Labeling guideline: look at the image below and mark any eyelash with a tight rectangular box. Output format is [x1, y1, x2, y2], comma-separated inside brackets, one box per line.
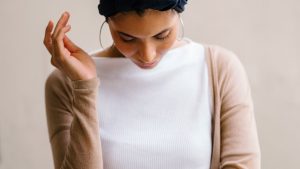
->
[121, 37, 135, 42]
[120, 33, 170, 43]
[156, 33, 170, 41]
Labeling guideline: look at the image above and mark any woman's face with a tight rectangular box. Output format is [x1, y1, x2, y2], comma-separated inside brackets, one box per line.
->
[108, 9, 180, 69]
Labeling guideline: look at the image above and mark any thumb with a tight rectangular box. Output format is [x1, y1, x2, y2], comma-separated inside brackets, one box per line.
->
[63, 35, 81, 53]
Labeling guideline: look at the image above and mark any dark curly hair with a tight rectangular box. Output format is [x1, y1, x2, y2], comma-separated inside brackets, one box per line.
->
[98, 0, 188, 18]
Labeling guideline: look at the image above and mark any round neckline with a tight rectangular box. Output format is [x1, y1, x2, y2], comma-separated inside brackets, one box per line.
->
[90, 37, 193, 60]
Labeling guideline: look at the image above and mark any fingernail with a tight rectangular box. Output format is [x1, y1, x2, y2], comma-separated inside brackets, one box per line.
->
[62, 12, 68, 17]
[64, 11, 69, 16]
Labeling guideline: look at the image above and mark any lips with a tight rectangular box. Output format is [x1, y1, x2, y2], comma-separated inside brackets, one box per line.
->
[136, 60, 159, 69]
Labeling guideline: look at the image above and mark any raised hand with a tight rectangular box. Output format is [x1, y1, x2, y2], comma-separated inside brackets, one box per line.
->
[43, 11, 97, 81]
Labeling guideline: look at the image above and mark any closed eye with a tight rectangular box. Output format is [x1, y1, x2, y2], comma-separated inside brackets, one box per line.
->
[154, 30, 171, 40]
[119, 33, 135, 42]
[118, 28, 172, 42]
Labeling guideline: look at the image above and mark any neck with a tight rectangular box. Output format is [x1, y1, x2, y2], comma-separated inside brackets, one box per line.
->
[110, 45, 126, 58]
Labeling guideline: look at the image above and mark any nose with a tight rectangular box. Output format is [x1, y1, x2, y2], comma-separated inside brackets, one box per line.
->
[138, 42, 156, 63]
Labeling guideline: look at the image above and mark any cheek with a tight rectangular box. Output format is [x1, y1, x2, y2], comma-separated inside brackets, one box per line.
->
[110, 31, 137, 58]
[115, 43, 137, 58]
[157, 31, 178, 55]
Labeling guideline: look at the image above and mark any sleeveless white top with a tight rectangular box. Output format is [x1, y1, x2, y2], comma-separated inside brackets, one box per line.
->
[91, 39, 212, 169]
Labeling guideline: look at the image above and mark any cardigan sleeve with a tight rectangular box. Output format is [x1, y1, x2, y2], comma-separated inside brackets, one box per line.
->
[44, 69, 103, 169]
[213, 46, 261, 169]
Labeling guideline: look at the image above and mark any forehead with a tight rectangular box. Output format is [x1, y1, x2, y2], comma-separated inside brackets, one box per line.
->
[109, 9, 177, 37]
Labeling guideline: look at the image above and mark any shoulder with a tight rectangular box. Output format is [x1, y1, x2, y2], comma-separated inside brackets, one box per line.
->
[183, 39, 246, 76]
[89, 48, 107, 58]
[204, 45, 243, 70]
[203, 44, 251, 97]
[187, 39, 241, 68]
[203, 44, 248, 79]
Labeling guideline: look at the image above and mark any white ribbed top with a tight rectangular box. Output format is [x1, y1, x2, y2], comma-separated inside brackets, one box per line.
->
[92, 39, 212, 169]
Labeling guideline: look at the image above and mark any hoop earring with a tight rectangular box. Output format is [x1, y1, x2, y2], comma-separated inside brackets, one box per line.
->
[99, 20, 107, 49]
[177, 15, 185, 41]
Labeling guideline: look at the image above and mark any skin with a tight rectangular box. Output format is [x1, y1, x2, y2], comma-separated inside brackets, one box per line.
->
[43, 10, 186, 81]
[44, 12, 97, 81]
[105, 9, 186, 69]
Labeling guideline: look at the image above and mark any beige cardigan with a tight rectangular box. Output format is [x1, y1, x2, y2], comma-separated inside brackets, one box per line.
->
[45, 45, 261, 169]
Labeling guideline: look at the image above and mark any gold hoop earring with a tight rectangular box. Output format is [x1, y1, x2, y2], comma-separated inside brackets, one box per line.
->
[177, 15, 185, 41]
[99, 20, 107, 49]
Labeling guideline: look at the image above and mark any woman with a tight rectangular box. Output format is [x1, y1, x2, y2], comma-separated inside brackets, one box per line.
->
[44, 0, 261, 169]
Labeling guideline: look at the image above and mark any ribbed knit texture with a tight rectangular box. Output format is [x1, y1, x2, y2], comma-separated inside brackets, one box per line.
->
[92, 40, 212, 169]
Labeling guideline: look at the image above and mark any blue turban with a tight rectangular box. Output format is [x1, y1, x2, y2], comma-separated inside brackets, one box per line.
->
[98, 0, 188, 18]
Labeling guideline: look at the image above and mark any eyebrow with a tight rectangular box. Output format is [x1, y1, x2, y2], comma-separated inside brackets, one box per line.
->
[117, 28, 171, 38]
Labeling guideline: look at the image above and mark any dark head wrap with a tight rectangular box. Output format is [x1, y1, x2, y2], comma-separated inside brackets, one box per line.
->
[98, 0, 188, 18]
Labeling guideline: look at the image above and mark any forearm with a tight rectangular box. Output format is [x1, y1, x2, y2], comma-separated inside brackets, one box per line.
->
[59, 77, 103, 169]
[45, 71, 103, 169]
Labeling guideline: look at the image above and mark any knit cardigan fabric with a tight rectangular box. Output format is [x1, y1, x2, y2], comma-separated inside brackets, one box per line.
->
[44, 45, 261, 169]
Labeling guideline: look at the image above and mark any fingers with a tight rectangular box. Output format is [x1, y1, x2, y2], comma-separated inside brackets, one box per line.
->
[43, 20, 54, 54]
[51, 11, 70, 48]
[52, 24, 72, 60]
[55, 24, 71, 48]
[63, 35, 80, 53]
[50, 24, 71, 68]
[50, 11, 71, 61]
[44, 11, 79, 69]
[43, 11, 69, 55]
[52, 12, 70, 38]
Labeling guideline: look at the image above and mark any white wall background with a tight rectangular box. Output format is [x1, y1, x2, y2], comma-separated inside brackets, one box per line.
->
[0, 0, 299, 169]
